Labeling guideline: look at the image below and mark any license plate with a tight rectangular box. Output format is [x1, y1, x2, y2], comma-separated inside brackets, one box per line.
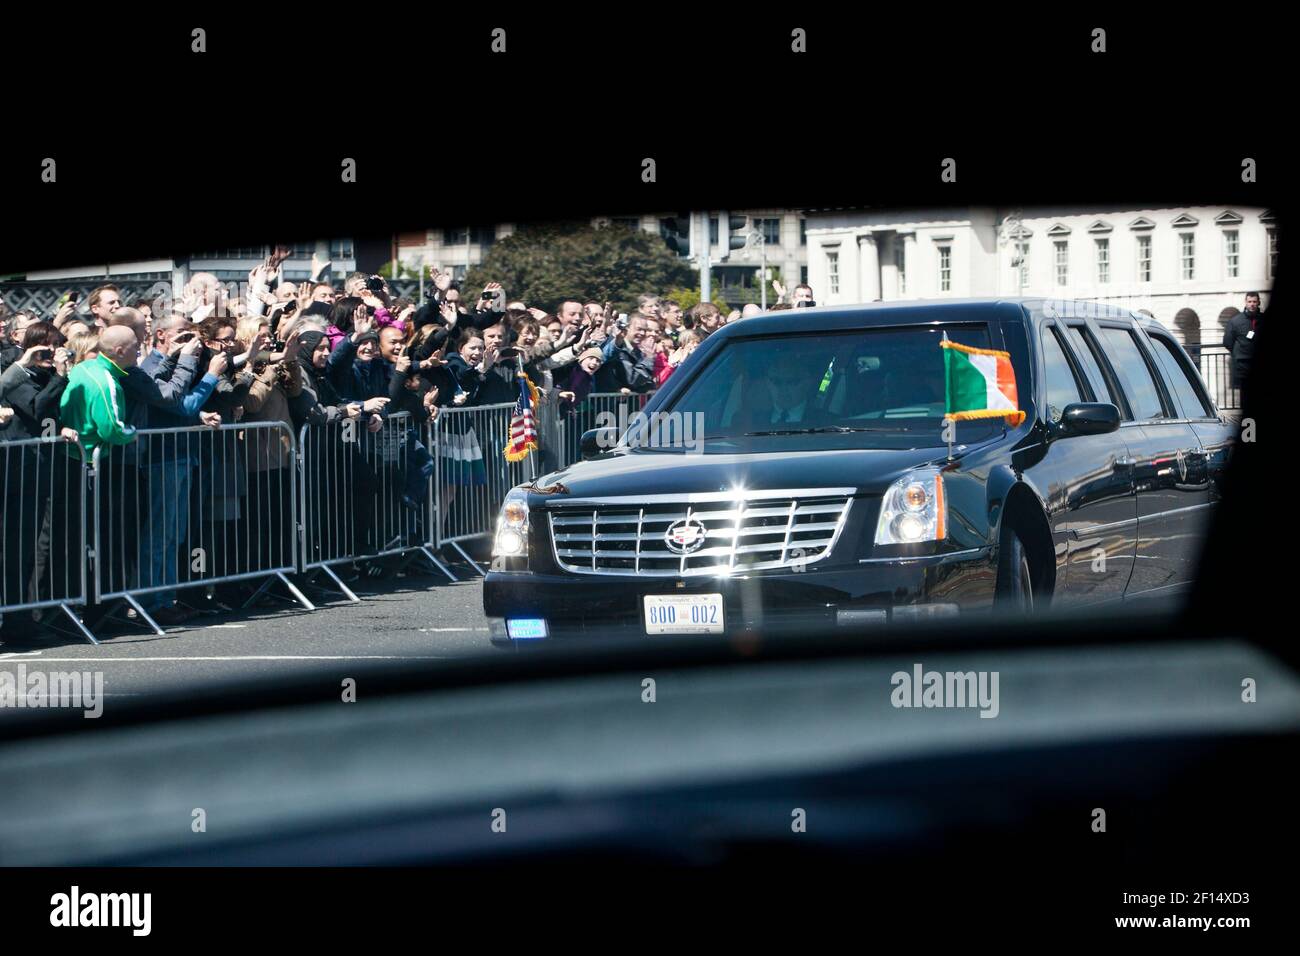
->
[644, 593, 724, 635]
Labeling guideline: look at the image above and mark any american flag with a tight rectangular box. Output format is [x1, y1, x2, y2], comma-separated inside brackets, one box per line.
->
[504, 362, 539, 462]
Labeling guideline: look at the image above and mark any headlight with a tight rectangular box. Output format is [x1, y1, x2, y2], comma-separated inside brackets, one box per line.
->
[493, 487, 530, 557]
[875, 470, 946, 545]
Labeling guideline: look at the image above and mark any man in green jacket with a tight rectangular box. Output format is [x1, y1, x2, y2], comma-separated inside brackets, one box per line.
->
[57, 326, 141, 621]
[58, 326, 139, 460]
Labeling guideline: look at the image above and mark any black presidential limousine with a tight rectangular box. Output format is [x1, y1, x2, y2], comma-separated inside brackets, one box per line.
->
[482, 299, 1235, 642]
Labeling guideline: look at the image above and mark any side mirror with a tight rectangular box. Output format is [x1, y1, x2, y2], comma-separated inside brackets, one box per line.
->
[580, 427, 619, 460]
[1056, 402, 1120, 438]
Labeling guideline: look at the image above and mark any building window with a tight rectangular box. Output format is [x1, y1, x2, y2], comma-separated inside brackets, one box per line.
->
[1267, 229, 1278, 279]
[709, 217, 718, 246]
[1053, 241, 1069, 286]
[1223, 230, 1239, 278]
[937, 245, 951, 292]
[444, 227, 494, 246]
[1180, 233, 1195, 280]
[826, 250, 840, 295]
[1016, 242, 1030, 290]
[896, 244, 906, 296]
[800, 219, 807, 246]
[800, 265, 808, 285]
[329, 239, 355, 261]
[757, 218, 781, 246]
[1136, 235, 1152, 283]
[1095, 238, 1109, 284]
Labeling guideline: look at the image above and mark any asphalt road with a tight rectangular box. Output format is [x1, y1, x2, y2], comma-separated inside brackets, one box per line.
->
[0, 558, 495, 704]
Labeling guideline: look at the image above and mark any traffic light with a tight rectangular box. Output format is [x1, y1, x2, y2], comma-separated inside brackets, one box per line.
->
[728, 215, 749, 251]
[661, 214, 691, 257]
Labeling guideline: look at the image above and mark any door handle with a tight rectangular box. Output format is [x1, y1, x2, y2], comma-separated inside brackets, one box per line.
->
[1113, 456, 1136, 470]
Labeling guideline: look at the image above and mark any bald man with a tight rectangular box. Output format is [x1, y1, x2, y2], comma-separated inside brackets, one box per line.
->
[59, 325, 139, 458]
[57, 325, 148, 620]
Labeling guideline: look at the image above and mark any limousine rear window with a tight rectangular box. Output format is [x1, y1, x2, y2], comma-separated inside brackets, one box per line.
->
[1148, 334, 1215, 419]
[1098, 327, 1167, 421]
[1064, 325, 1117, 407]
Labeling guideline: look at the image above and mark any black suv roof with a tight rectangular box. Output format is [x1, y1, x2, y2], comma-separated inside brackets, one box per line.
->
[717, 298, 1143, 338]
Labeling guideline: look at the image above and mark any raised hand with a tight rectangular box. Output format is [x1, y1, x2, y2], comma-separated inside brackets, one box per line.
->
[352, 305, 374, 337]
[208, 351, 229, 376]
[419, 345, 446, 370]
[362, 396, 390, 413]
[439, 301, 458, 327]
[199, 411, 222, 428]
[52, 299, 78, 328]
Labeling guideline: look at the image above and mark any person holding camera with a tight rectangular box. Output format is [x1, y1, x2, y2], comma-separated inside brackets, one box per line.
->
[595, 312, 657, 394]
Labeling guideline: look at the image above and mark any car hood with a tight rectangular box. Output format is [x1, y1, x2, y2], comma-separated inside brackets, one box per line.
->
[531, 446, 961, 501]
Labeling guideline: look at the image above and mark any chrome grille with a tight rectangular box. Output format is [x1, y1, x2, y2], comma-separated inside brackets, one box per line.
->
[548, 489, 854, 576]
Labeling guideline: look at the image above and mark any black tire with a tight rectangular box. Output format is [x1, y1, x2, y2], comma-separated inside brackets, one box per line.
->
[995, 525, 1034, 612]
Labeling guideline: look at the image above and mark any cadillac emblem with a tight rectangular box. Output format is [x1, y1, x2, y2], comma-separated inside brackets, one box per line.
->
[664, 517, 709, 555]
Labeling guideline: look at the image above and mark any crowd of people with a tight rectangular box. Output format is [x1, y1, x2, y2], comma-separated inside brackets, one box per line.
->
[0, 246, 815, 638]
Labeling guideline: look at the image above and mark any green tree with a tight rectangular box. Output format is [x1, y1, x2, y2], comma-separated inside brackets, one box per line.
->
[464, 222, 693, 313]
[663, 285, 730, 313]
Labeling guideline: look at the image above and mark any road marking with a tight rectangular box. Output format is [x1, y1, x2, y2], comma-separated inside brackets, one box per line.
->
[2, 655, 455, 663]
[420, 627, 490, 632]
[0, 651, 44, 659]
[204, 624, 248, 629]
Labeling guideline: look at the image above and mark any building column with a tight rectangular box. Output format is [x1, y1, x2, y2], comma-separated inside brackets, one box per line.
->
[899, 232, 917, 298]
[881, 233, 900, 300]
[857, 232, 880, 302]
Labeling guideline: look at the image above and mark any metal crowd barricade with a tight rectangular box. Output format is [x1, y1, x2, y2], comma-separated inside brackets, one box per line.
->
[0, 435, 95, 643]
[297, 411, 455, 601]
[1184, 345, 1240, 413]
[554, 390, 657, 469]
[430, 402, 535, 574]
[91, 422, 310, 636]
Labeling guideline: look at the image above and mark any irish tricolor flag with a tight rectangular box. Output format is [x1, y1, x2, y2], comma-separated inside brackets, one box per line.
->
[941, 337, 1026, 425]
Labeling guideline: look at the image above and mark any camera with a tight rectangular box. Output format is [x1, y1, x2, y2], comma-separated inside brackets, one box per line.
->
[365, 275, 386, 293]
[795, 300, 816, 308]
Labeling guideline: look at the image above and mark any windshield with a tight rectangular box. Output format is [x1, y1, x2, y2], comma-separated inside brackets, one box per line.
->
[649, 323, 1004, 451]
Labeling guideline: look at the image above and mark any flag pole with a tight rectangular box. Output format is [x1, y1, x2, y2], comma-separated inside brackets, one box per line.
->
[942, 331, 954, 461]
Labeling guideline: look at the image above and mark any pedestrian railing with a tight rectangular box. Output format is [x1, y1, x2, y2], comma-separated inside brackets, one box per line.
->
[90, 423, 310, 635]
[1183, 345, 1240, 413]
[430, 402, 536, 573]
[2, 393, 584, 643]
[298, 412, 455, 599]
[0, 435, 94, 642]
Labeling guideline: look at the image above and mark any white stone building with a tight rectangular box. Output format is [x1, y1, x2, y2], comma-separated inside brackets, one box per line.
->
[803, 206, 1277, 345]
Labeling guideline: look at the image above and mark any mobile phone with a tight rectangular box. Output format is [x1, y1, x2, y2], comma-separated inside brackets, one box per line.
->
[617, 314, 629, 329]
[68, 291, 82, 305]
[281, 299, 298, 315]
[795, 300, 816, 308]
